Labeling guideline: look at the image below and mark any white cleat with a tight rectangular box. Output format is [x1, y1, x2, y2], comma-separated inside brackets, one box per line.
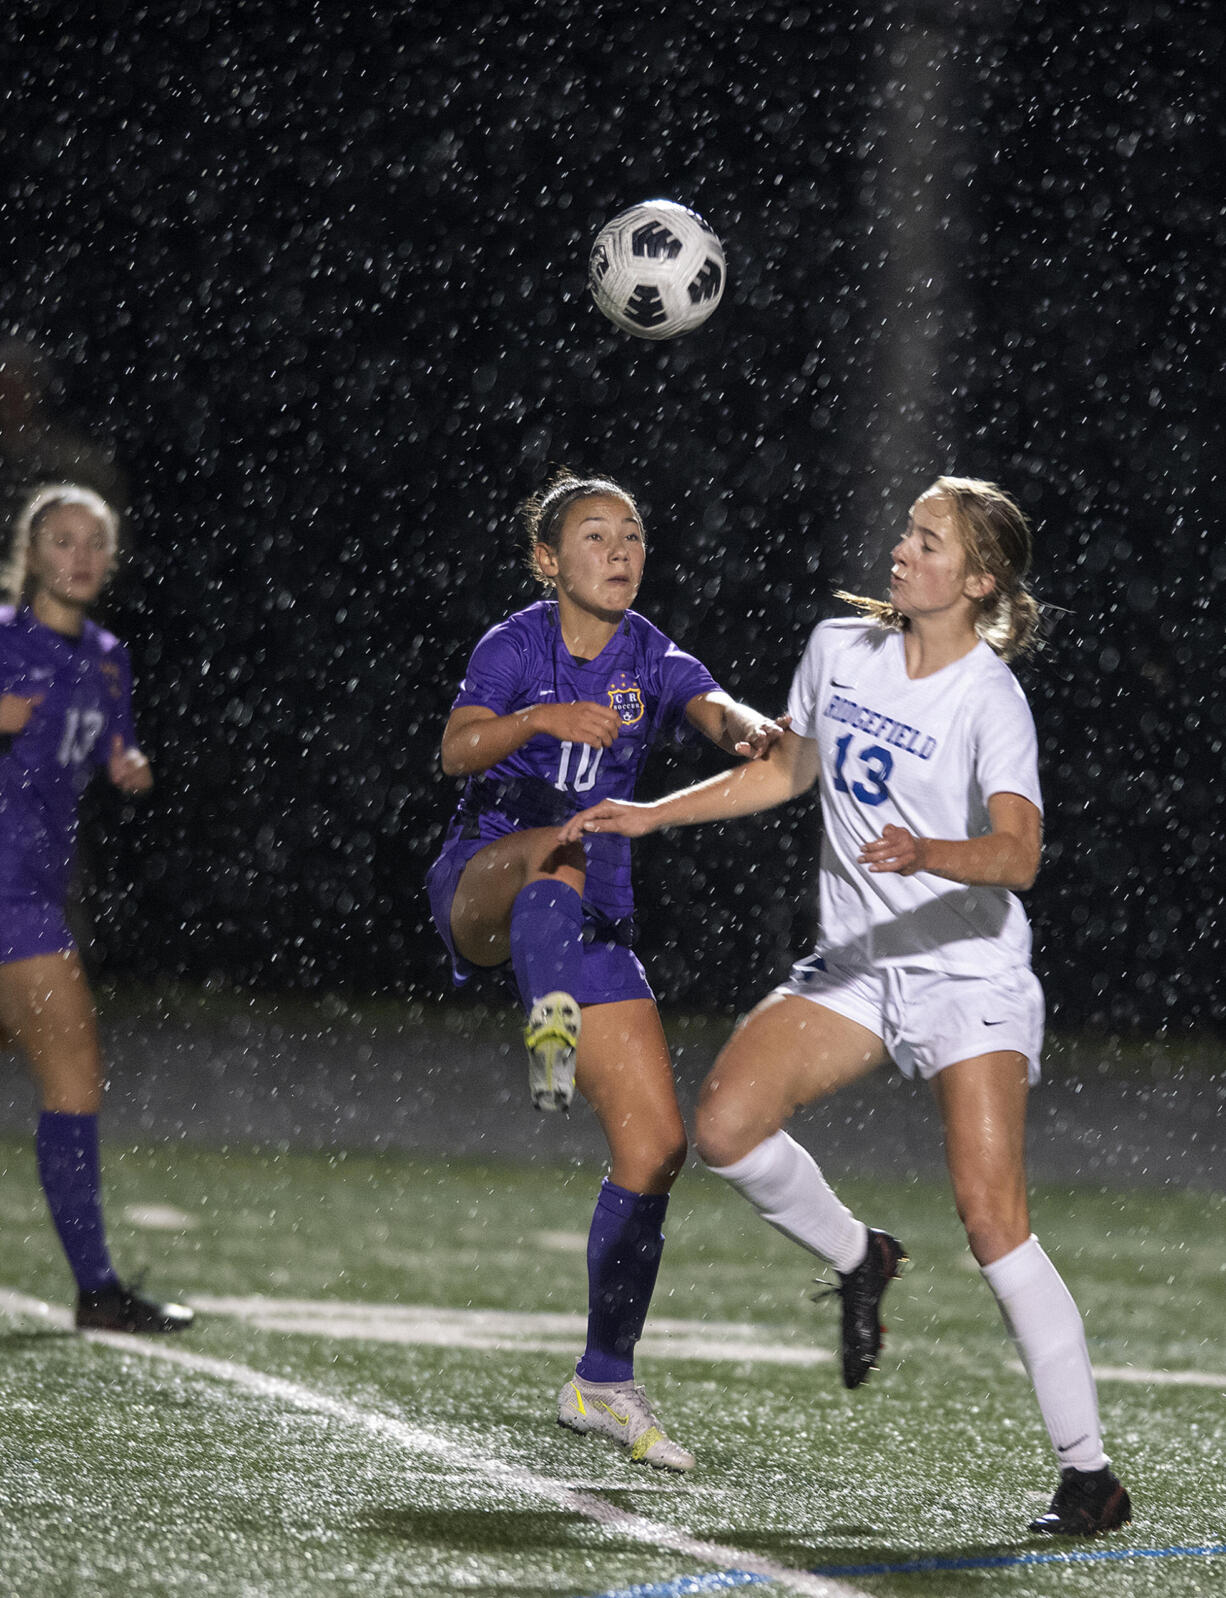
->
[524, 992, 581, 1112]
[557, 1373, 696, 1472]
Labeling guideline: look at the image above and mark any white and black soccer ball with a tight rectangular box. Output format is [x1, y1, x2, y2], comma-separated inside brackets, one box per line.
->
[588, 200, 726, 340]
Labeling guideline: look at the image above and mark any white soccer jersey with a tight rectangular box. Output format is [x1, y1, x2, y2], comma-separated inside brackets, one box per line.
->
[787, 617, 1043, 976]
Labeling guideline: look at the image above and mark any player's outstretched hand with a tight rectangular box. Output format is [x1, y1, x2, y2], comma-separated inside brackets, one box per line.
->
[108, 734, 154, 793]
[532, 701, 622, 749]
[558, 799, 660, 844]
[734, 712, 792, 760]
[859, 824, 926, 876]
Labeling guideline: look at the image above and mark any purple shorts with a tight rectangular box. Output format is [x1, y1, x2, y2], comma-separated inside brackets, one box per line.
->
[0, 897, 75, 965]
[426, 836, 654, 1008]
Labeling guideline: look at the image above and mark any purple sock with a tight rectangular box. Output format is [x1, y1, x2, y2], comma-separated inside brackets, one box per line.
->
[509, 879, 584, 1013]
[576, 1180, 669, 1385]
[35, 1111, 117, 1293]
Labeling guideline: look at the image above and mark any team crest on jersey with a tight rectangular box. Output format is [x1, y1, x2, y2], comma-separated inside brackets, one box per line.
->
[607, 671, 645, 726]
[100, 661, 123, 700]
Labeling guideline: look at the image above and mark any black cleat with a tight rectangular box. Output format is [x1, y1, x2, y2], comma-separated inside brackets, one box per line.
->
[1029, 1466, 1132, 1536]
[819, 1228, 908, 1389]
[76, 1280, 194, 1335]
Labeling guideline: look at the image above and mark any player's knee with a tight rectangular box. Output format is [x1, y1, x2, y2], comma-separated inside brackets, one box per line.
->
[615, 1128, 687, 1194]
[537, 832, 585, 872]
[694, 1086, 754, 1170]
[653, 1131, 689, 1191]
[957, 1186, 1029, 1265]
[527, 835, 586, 889]
[30, 1043, 104, 1116]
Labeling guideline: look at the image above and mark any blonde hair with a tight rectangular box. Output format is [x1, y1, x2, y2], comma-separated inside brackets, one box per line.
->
[836, 475, 1040, 660]
[518, 468, 643, 589]
[4, 483, 120, 606]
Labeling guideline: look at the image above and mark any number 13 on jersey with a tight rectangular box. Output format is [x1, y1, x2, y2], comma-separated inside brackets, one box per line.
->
[56, 707, 106, 767]
[833, 734, 893, 805]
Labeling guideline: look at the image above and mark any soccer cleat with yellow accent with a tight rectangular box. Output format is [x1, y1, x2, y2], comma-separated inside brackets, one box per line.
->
[557, 1373, 695, 1472]
[524, 992, 581, 1112]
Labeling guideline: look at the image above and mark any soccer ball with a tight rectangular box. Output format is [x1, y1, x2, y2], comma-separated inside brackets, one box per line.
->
[588, 200, 726, 340]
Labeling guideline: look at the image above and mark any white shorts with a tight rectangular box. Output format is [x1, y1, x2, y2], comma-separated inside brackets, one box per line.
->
[777, 948, 1045, 1084]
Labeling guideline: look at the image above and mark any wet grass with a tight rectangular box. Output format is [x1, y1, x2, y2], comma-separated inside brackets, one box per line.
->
[1, 1138, 1224, 1597]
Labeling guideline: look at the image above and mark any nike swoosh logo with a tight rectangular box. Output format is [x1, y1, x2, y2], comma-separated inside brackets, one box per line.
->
[831, 680, 854, 689]
[1057, 1434, 1090, 1454]
[982, 1019, 1006, 1026]
[597, 1401, 630, 1425]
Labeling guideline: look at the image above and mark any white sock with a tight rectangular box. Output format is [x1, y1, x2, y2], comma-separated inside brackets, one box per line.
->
[706, 1130, 868, 1273]
[981, 1234, 1107, 1472]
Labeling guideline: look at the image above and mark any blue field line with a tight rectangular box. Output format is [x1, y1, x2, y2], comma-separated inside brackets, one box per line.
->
[580, 1572, 769, 1598]
[581, 1542, 1226, 1598]
[810, 1541, 1226, 1577]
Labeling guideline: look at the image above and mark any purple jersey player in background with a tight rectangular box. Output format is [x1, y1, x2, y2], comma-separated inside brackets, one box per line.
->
[427, 469, 785, 1471]
[0, 483, 192, 1334]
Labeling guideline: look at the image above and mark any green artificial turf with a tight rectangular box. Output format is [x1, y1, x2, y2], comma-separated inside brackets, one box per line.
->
[2, 1137, 1224, 1598]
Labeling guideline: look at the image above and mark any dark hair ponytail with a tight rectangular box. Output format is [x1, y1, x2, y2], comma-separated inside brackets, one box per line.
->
[518, 468, 642, 588]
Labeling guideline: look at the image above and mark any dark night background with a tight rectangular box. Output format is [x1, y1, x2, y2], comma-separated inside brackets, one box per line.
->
[3, 0, 1222, 1033]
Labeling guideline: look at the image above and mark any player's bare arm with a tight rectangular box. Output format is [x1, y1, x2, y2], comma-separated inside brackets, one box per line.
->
[684, 691, 791, 760]
[857, 791, 1041, 890]
[441, 700, 621, 777]
[0, 692, 44, 733]
[558, 727, 819, 843]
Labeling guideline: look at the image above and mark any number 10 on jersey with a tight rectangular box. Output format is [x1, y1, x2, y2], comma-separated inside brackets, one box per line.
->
[554, 741, 604, 794]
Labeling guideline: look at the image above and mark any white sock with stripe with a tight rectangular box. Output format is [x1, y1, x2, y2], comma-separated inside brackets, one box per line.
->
[980, 1234, 1107, 1472]
[705, 1130, 868, 1273]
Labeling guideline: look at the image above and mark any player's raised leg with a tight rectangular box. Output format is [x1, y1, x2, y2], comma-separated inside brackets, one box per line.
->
[697, 992, 907, 1388]
[0, 951, 192, 1334]
[450, 827, 587, 1110]
[933, 1052, 1130, 1535]
[557, 997, 694, 1471]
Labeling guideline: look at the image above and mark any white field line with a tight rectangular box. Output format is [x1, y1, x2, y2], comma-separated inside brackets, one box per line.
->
[122, 1203, 198, 1231]
[188, 1299, 1226, 1390]
[0, 1287, 867, 1598]
[1016, 1360, 1226, 1391]
[534, 1229, 589, 1252]
[188, 1295, 834, 1367]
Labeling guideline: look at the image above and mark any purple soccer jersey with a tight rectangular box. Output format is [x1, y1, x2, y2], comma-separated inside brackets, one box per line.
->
[439, 600, 720, 928]
[0, 604, 137, 905]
